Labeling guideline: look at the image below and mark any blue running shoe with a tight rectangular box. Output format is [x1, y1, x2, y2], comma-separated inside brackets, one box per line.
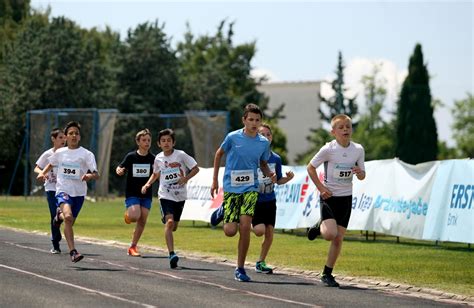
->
[210, 205, 224, 227]
[234, 267, 251, 282]
[169, 253, 179, 269]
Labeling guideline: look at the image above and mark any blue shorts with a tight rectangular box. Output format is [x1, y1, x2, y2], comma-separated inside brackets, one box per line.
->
[125, 197, 152, 210]
[56, 192, 85, 218]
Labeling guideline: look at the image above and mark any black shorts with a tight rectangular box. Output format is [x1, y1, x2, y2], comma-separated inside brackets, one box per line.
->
[160, 199, 185, 222]
[252, 199, 277, 227]
[320, 195, 352, 228]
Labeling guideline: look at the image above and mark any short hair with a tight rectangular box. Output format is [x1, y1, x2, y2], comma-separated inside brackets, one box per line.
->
[135, 128, 151, 141]
[260, 123, 272, 134]
[64, 121, 81, 135]
[50, 127, 63, 138]
[331, 114, 352, 128]
[243, 103, 263, 119]
[158, 128, 175, 142]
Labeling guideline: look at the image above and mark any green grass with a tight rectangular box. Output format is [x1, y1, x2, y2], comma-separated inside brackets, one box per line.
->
[1, 197, 472, 296]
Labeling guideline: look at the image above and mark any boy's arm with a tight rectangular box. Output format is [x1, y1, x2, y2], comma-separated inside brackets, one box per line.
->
[178, 165, 199, 185]
[260, 160, 276, 183]
[82, 171, 100, 182]
[141, 172, 159, 194]
[36, 163, 53, 182]
[307, 163, 332, 199]
[34, 165, 43, 175]
[352, 166, 366, 180]
[116, 165, 126, 176]
[276, 170, 294, 185]
[211, 147, 224, 198]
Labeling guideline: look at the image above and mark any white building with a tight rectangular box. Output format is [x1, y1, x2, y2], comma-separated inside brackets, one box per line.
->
[258, 81, 322, 164]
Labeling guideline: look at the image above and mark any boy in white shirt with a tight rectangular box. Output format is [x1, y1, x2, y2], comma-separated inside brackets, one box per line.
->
[34, 127, 66, 254]
[307, 114, 365, 287]
[37, 121, 99, 263]
[142, 128, 199, 269]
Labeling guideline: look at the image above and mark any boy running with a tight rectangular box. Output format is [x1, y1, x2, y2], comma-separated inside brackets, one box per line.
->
[116, 129, 155, 257]
[306, 114, 365, 287]
[210, 103, 275, 282]
[34, 127, 66, 254]
[37, 121, 100, 263]
[253, 123, 294, 274]
[141, 128, 199, 269]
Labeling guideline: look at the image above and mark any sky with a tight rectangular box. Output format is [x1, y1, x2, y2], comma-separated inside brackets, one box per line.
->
[30, 0, 473, 146]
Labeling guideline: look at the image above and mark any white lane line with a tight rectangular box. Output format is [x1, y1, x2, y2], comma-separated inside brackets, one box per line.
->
[0, 264, 156, 308]
[5, 240, 319, 307]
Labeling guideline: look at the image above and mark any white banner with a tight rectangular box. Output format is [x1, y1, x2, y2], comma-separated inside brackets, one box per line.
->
[181, 159, 474, 243]
[422, 159, 474, 243]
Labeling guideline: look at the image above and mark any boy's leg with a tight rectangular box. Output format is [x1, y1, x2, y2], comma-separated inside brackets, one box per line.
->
[61, 203, 75, 252]
[320, 219, 338, 241]
[222, 193, 240, 237]
[131, 207, 149, 246]
[46, 191, 61, 251]
[237, 214, 252, 268]
[259, 225, 274, 262]
[325, 226, 346, 267]
[125, 198, 141, 223]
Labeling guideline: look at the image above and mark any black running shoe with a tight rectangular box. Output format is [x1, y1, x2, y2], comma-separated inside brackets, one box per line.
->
[70, 250, 84, 263]
[169, 253, 179, 269]
[53, 207, 63, 228]
[307, 220, 321, 241]
[321, 274, 340, 287]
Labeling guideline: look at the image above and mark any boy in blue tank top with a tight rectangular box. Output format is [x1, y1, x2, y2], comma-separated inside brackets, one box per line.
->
[211, 103, 276, 282]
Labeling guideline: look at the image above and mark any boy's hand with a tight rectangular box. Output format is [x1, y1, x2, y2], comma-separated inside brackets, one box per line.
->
[319, 187, 333, 200]
[116, 166, 126, 176]
[36, 173, 47, 182]
[352, 166, 363, 175]
[141, 183, 150, 194]
[285, 171, 294, 180]
[82, 174, 92, 181]
[177, 174, 187, 185]
[210, 180, 219, 198]
[270, 172, 277, 183]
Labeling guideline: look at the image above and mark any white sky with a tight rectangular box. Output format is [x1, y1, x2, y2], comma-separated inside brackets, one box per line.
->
[31, 0, 474, 146]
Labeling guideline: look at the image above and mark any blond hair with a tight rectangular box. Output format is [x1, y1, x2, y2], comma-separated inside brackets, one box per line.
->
[331, 114, 352, 128]
[135, 128, 152, 141]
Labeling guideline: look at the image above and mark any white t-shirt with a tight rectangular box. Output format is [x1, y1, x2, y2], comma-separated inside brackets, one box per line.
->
[309, 140, 365, 196]
[153, 149, 197, 202]
[48, 146, 98, 197]
[36, 148, 59, 192]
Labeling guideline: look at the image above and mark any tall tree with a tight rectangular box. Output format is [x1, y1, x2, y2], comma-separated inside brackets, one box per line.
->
[395, 43, 438, 164]
[117, 21, 181, 114]
[0, 0, 30, 61]
[177, 20, 267, 130]
[319, 51, 358, 123]
[352, 62, 395, 160]
[296, 51, 358, 164]
[452, 93, 474, 158]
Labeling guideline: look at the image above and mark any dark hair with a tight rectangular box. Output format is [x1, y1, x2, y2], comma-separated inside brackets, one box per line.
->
[50, 127, 63, 138]
[158, 128, 175, 142]
[64, 121, 81, 135]
[243, 103, 263, 119]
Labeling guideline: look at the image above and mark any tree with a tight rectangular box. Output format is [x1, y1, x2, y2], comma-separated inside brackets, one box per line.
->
[395, 43, 438, 164]
[117, 21, 182, 114]
[319, 51, 358, 123]
[452, 93, 474, 158]
[0, 0, 30, 61]
[296, 51, 358, 164]
[352, 63, 395, 160]
[177, 20, 267, 130]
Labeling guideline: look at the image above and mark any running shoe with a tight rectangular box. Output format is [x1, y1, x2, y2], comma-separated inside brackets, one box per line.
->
[321, 273, 340, 287]
[124, 211, 131, 224]
[50, 248, 61, 254]
[255, 260, 273, 274]
[210, 205, 224, 227]
[127, 245, 141, 257]
[70, 250, 84, 263]
[53, 208, 63, 227]
[169, 253, 179, 269]
[307, 220, 321, 241]
[234, 267, 251, 282]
